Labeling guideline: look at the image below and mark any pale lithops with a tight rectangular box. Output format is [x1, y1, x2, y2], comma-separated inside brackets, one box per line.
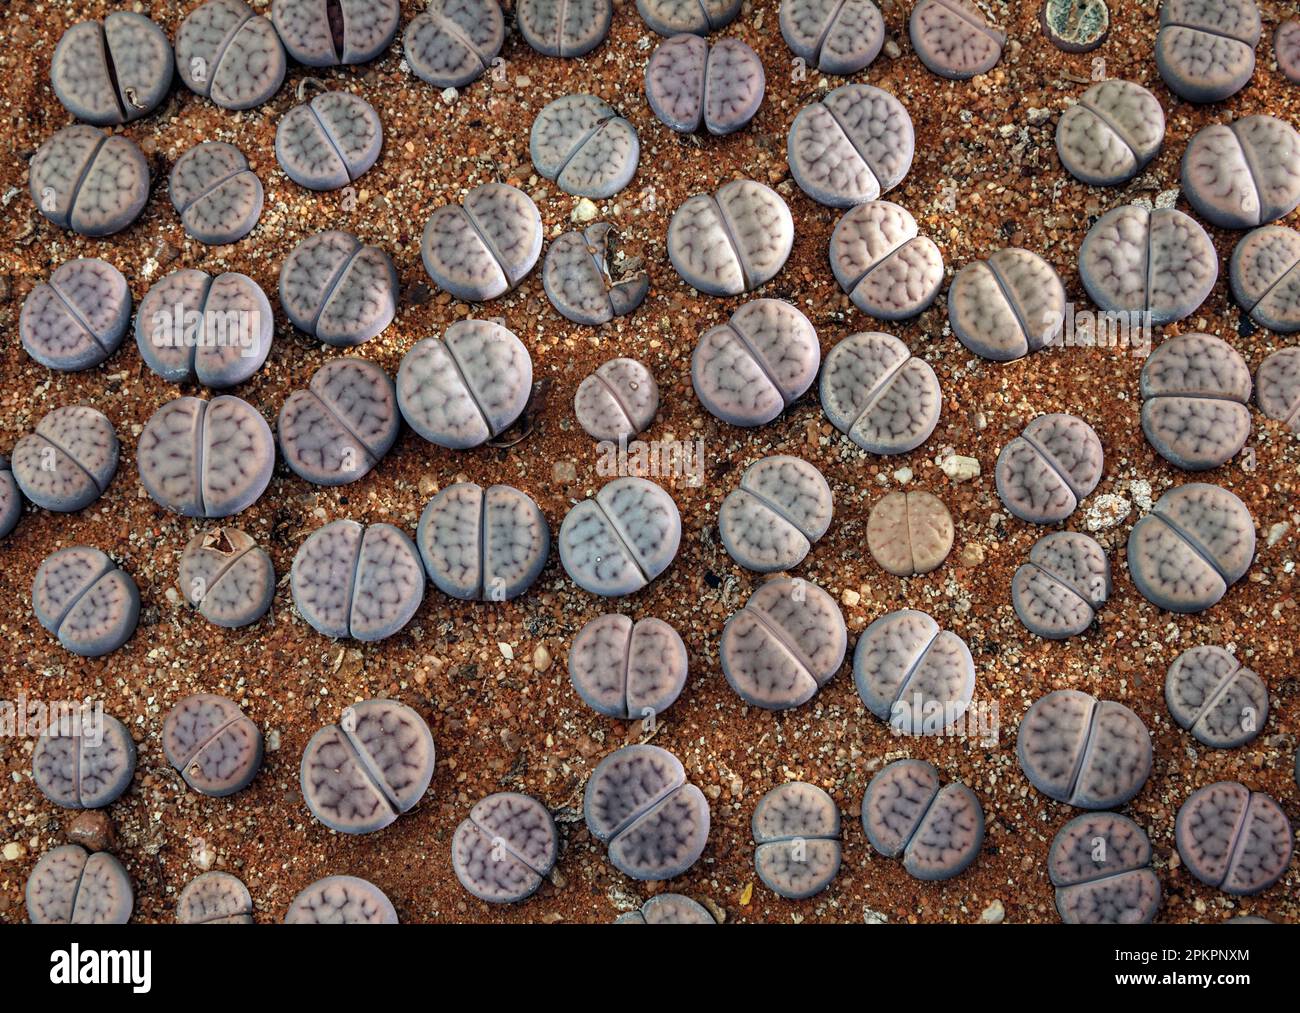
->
[1155, 0, 1260, 103]
[162, 694, 262, 797]
[568, 614, 688, 720]
[51, 13, 174, 125]
[177, 872, 254, 924]
[279, 230, 398, 347]
[284, 876, 398, 922]
[861, 759, 984, 880]
[20, 259, 130, 371]
[29, 125, 149, 236]
[1278, 20, 1300, 82]
[32, 547, 139, 657]
[909, 0, 1005, 80]
[829, 201, 944, 320]
[1055, 79, 1165, 187]
[1181, 116, 1300, 230]
[637, 0, 740, 36]
[169, 142, 263, 245]
[752, 782, 842, 900]
[574, 358, 659, 442]
[668, 180, 793, 295]
[615, 893, 715, 923]
[272, 0, 400, 66]
[948, 248, 1066, 360]
[0, 460, 22, 539]
[1165, 645, 1268, 749]
[853, 609, 975, 735]
[1049, 813, 1161, 924]
[452, 793, 558, 903]
[544, 224, 649, 325]
[421, 183, 542, 301]
[644, 34, 764, 135]
[12, 406, 118, 513]
[32, 711, 136, 809]
[1230, 226, 1300, 332]
[26, 846, 132, 924]
[530, 94, 639, 199]
[780, 0, 884, 75]
[1255, 347, 1300, 428]
[1012, 531, 1110, 640]
[178, 527, 275, 628]
[995, 414, 1103, 524]
[1176, 782, 1292, 895]
[819, 331, 942, 454]
[718, 456, 832, 572]
[176, 0, 287, 110]
[404, 0, 506, 87]
[867, 491, 953, 576]
[517, 0, 611, 57]
[558, 478, 681, 596]
[1139, 333, 1251, 470]
[276, 90, 383, 191]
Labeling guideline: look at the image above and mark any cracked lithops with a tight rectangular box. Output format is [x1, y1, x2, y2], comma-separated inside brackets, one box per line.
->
[421, 182, 542, 301]
[272, 0, 400, 66]
[1230, 226, 1300, 332]
[574, 358, 659, 442]
[26, 845, 132, 924]
[1255, 347, 1300, 428]
[29, 125, 149, 236]
[452, 793, 558, 903]
[558, 477, 682, 596]
[995, 414, 1103, 525]
[1049, 813, 1161, 924]
[867, 491, 953, 576]
[291, 521, 425, 641]
[279, 231, 397, 347]
[721, 577, 847, 710]
[137, 395, 274, 517]
[163, 694, 263, 797]
[1055, 79, 1165, 187]
[692, 299, 819, 426]
[637, 0, 740, 36]
[276, 90, 383, 191]
[780, 0, 883, 75]
[645, 34, 764, 135]
[20, 259, 130, 371]
[861, 759, 984, 880]
[819, 331, 942, 454]
[718, 456, 832, 572]
[545, 225, 650, 325]
[829, 201, 944, 320]
[517, 0, 612, 57]
[752, 782, 842, 900]
[1182, 116, 1300, 230]
[853, 609, 975, 735]
[1165, 646, 1268, 749]
[300, 699, 435, 834]
[1017, 690, 1152, 809]
[1041, 0, 1109, 52]
[397, 320, 532, 448]
[668, 180, 793, 295]
[12, 405, 118, 512]
[179, 527, 275, 628]
[615, 893, 715, 923]
[169, 142, 263, 245]
[404, 0, 505, 87]
[583, 744, 710, 880]
[948, 248, 1066, 360]
[32, 711, 136, 809]
[1012, 531, 1111, 640]
[51, 13, 173, 125]
[284, 876, 398, 922]
[0, 459, 22, 539]
[1155, 0, 1260, 103]
[1128, 483, 1255, 613]
[909, 0, 1005, 80]
[32, 547, 139, 657]
[530, 95, 639, 199]
[1139, 333, 1251, 470]
[1175, 782, 1292, 895]
[417, 483, 549, 601]
[176, 0, 286, 110]
[568, 614, 688, 719]
[177, 871, 254, 924]
[1278, 20, 1300, 82]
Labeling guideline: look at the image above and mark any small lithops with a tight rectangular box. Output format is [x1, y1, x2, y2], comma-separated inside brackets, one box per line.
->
[0, 460, 23, 539]
[615, 894, 716, 923]
[162, 694, 263, 797]
[279, 231, 398, 347]
[530, 95, 639, 199]
[29, 125, 149, 236]
[1041, 0, 1109, 52]
[1139, 333, 1251, 470]
[169, 142, 263, 245]
[12, 406, 118, 512]
[637, 0, 740, 36]
[668, 180, 793, 295]
[51, 13, 173, 125]
[1176, 782, 1292, 895]
[32, 711, 136, 809]
[1155, 0, 1261, 103]
[1055, 80, 1165, 187]
[1182, 116, 1300, 230]
[177, 871, 254, 924]
[1230, 226, 1300, 332]
[558, 477, 682, 596]
[568, 614, 688, 719]
[995, 414, 1103, 525]
[404, 0, 505, 87]
[544, 224, 649, 325]
[276, 90, 383, 191]
[948, 248, 1066, 360]
[452, 793, 558, 903]
[1165, 645, 1268, 749]
[271, 0, 400, 66]
[1012, 531, 1110, 640]
[867, 491, 953, 576]
[278, 358, 399, 486]
[300, 699, 435, 834]
[853, 609, 975, 734]
[32, 547, 139, 657]
[26, 845, 132, 924]
[752, 782, 842, 900]
[718, 456, 833, 572]
[645, 34, 764, 135]
[517, 0, 612, 57]
[829, 201, 944, 320]
[176, 0, 286, 110]
[861, 759, 984, 880]
[421, 183, 542, 301]
[574, 358, 659, 442]
[284, 876, 398, 922]
[780, 0, 884, 75]
[909, 0, 1005, 80]
[1049, 813, 1161, 924]
[1278, 20, 1300, 82]
[178, 527, 276, 628]
[1255, 347, 1300, 429]
[20, 259, 130, 371]
[819, 331, 942, 454]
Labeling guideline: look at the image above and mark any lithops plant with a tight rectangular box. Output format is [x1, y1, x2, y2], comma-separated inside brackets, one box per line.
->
[668, 180, 793, 295]
[1155, 0, 1261, 103]
[1278, 20, 1300, 82]
[645, 34, 764, 135]
[279, 231, 397, 347]
[12, 406, 118, 512]
[558, 477, 682, 596]
[300, 699, 435, 834]
[1049, 813, 1162, 924]
[861, 759, 984, 880]
[718, 456, 833, 572]
[1255, 347, 1300, 429]
[1041, 0, 1109, 52]
[615, 894, 715, 923]
[780, 0, 884, 75]
[995, 414, 1104, 525]
[1139, 333, 1251, 470]
[909, 0, 1005, 80]
[162, 694, 263, 797]
[404, 0, 505, 87]
[752, 782, 842, 900]
[545, 225, 649, 326]
[169, 142, 263, 245]
[284, 876, 398, 922]
[829, 201, 944, 320]
[177, 871, 254, 924]
[819, 332, 942, 454]
[20, 259, 131, 371]
[530, 95, 639, 199]
[29, 125, 149, 236]
[637, 0, 740, 36]
[1165, 645, 1268, 749]
[271, 0, 400, 66]
[1175, 782, 1292, 895]
[0, 459, 23, 539]
[517, 0, 612, 57]
[574, 358, 659, 442]
[32, 547, 139, 658]
[276, 90, 383, 191]
[26, 845, 132, 924]
[51, 13, 174, 125]
[421, 183, 542, 301]
[176, 0, 286, 110]
[1055, 80, 1165, 187]
[568, 614, 688, 720]
[1181, 116, 1300, 230]
[1230, 226, 1300, 332]
[452, 793, 558, 903]
[867, 491, 953, 576]
[178, 527, 276, 628]
[32, 711, 136, 809]
[1012, 531, 1111, 640]
[853, 610, 975, 735]
[948, 248, 1066, 360]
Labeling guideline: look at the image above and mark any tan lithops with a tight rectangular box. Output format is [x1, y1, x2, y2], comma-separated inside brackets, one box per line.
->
[867, 491, 954, 576]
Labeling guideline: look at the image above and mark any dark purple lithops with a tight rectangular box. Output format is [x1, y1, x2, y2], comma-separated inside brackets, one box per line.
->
[179, 527, 275, 628]
[867, 491, 953, 576]
[830, 201, 944, 320]
[780, 0, 884, 75]
[12, 406, 118, 512]
[276, 90, 383, 191]
[861, 759, 984, 880]
[1175, 782, 1292, 895]
[752, 782, 841, 900]
[718, 456, 832, 572]
[32, 547, 139, 657]
[29, 125, 149, 237]
[26, 845, 132, 924]
[517, 0, 612, 57]
[278, 357, 398, 486]
[1140, 333, 1251, 470]
[545, 225, 649, 326]
[163, 694, 262, 797]
[530, 95, 639, 200]
[291, 521, 425, 641]
[1012, 531, 1110, 640]
[176, 0, 287, 110]
[668, 180, 793, 295]
[272, 0, 400, 66]
[558, 477, 681, 596]
[452, 793, 558, 903]
[1017, 690, 1152, 809]
[51, 13, 173, 125]
[645, 34, 764, 136]
[1055, 80, 1164, 187]
[1165, 646, 1268, 749]
[1230, 227, 1300, 332]
[615, 893, 715, 923]
[421, 183, 542, 301]
[995, 414, 1103, 524]
[853, 609, 975, 734]
[404, 0, 505, 88]
[1182, 116, 1300, 230]
[169, 142, 263, 245]
[569, 614, 688, 719]
[1255, 347, 1300, 427]
[1155, 0, 1260, 103]
[0, 459, 22, 539]
[1049, 813, 1161, 924]
[721, 577, 846, 710]
[574, 358, 658, 442]
[20, 259, 130, 372]
[280, 231, 397, 347]
[909, 0, 1005, 80]
[820, 331, 942, 454]
[583, 744, 710, 880]
[32, 711, 136, 809]
[177, 871, 254, 924]
[284, 876, 398, 922]
[1041, 0, 1109, 53]
[1278, 20, 1300, 82]
[948, 248, 1066, 360]
[638, 0, 740, 37]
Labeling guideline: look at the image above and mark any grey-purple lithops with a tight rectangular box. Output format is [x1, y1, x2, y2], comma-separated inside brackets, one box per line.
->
[909, 0, 1005, 80]
[583, 744, 710, 880]
[20, 259, 130, 371]
[1230, 226, 1300, 332]
[397, 320, 533, 448]
[32, 711, 136, 809]
[638, 0, 740, 36]
[404, 0, 505, 87]
[829, 201, 944, 320]
[278, 357, 398, 486]
[574, 358, 659, 442]
[169, 142, 263, 245]
[692, 299, 819, 426]
[276, 90, 383, 191]
[1140, 333, 1251, 470]
[26, 846, 132, 924]
[558, 477, 681, 596]
[179, 527, 276, 628]
[718, 456, 832, 572]
[0, 459, 22, 539]
[721, 577, 846, 710]
[752, 782, 841, 900]
[177, 871, 254, 924]
[995, 414, 1103, 524]
[788, 85, 914, 209]
[284, 876, 398, 922]
[668, 180, 793, 295]
[517, 0, 612, 57]
[135, 270, 274, 387]
[301, 699, 435, 835]
[51, 13, 173, 126]
[854, 610, 975, 734]
[176, 0, 287, 110]
[279, 231, 397, 347]
[417, 483, 549, 601]
[1155, 0, 1260, 104]
[1127, 483, 1255, 613]
[569, 614, 688, 719]
[452, 793, 558, 903]
[615, 893, 715, 923]
[1175, 782, 1292, 895]
[32, 547, 139, 657]
[861, 759, 984, 880]
[29, 125, 149, 237]
[645, 34, 764, 135]
[1256, 347, 1300, 428]
[1165, 645, 1268, 749]
[867, 491, 953, 576]
[12, 405, 118, 512]
[137, 395, 274, 517]
[1278, 20, 1300, 82]
[1012, 531, 1110, 640]
[1041, 0, 1109, 53]
[530, 95, 639, 199]
[272, 0, 400, 66]
[780, 0, 884, 75]
[1182, 116, 1300, 230]
[421, 183, 542, 301]
[1017, 690, 1152, 809]
[162, 693, 262, 797]
[1049, 813, 1161, 924]
[819, 331, 942, 454]
[1055, 80, 1165, 187]
[545, 224, 649, 325]
[291, 521, 425, 641]
[948, 248, 1066, 360]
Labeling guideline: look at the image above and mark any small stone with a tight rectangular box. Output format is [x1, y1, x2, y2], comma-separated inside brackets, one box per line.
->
[65, 811, 115, 852]
[194, 845, 216, 871]
[533, 644, 553, 672]
[3, 842, 25, 861]
[572, 197, 598, 223]
[883, 39, 901, 59]
[441, 87, 458, 105]
[842, 589, 861, 607]
[941, 454, 980, 482]
[498, 642, 515, 660]
[893, 466, 913, 483]
[981, 899, 1005, 923]
[961, 543, 986, 567]
[1267, 522, 1290, 547]
[1084, 494, 1131, 532]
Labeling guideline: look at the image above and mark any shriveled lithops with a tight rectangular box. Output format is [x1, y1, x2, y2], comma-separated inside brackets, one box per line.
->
[291, 521, 425, 641]
[995, 414, 1103, 524]
[179, 527, 275, 628]
[615, 894, 715, 923]
[176, 0, 286, 110]
[452, 793, 558, 903]
[530, 95, 639, 200]
[1176, 782, 1292, 895]
[780, 0, 884, 75]
[948, 248, 1066, 360]
[1049, 813, 1161, 924]
[279, 230, 397, 347]
[721, 577, 847, 710]
[0, 459, 22, 539]
[909, 0, 1005, 80]
[1017, 690, 1152, 809]
[867, 491, 953, 576]
[645, 34, 764, 135]
[861, 759, 984, 880]
[568, 614, 688, 719]
[752, 782, 841, 900]
[32, 547, 139, 657]
[177, 871, 254, 924]
[1255, 347, 1300, 428]
[284, 876, 398, 922]
[301, 699, 435, 834]
[51, 13, 174, 125]
[819, 331, 942, 454]
[29, 125, 149, 236]
[272, 0, 400, 66]
[719, 456, 832, 572]
[558, 477, 682, 596]
[32, 711, 136, 809]
[421, 182, 542, 301]
[1155, 0, 1260, 103]
[1040, 0, 1109, 53]
[1230, 226, 1300, 332]
[829, 201, 944, 320]
[1182, 116, 1300, 230]
[1055, 80, 1164, 187]
[637, 0, 740, 36]
[1012, 531, 1110, 640]
[583, 744, 710, 880]
[12, 406, 118, 512]
[517, 0, 612, 57]
[1165, 645, 1268, 749]
[668, 180, 793, 295]
[26, 845, 132, 924]
[404, 0, 505, 87]
[574, 358, 658, 442]
[276, 90, 382, 191]
[163, 694, 262, 797]
[1279, 20, 1300, 82]
[20, 259, 130, 371]
[544, 224, 649, 325]
[1140, 333, 1251, 470]
[853, 609, 975, 734]
[169, 142, 262, 245]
